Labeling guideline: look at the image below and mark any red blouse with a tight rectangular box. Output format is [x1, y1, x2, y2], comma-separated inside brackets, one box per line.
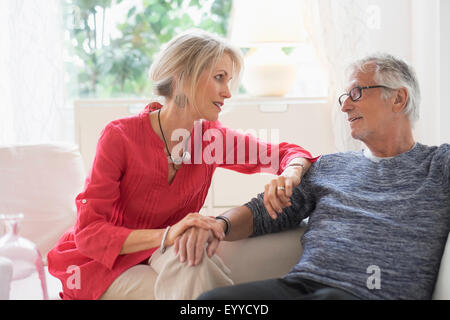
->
[47, 102, 316, 300]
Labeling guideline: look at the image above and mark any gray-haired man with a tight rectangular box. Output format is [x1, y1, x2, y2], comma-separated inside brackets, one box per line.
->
[198, 53, 450, 300]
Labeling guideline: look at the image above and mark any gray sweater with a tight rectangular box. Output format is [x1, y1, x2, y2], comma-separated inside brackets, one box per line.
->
[245, 143, 450, 299]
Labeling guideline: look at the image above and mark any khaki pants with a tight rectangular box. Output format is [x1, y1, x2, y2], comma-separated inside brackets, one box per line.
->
[100, 246, 233, 300]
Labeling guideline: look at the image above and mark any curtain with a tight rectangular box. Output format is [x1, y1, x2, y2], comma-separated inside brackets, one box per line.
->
[0, 0, 69, 145]
[302, 0, 373, 152]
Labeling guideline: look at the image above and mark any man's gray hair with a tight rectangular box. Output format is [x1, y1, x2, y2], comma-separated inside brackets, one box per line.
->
[348, 53, 421, 124]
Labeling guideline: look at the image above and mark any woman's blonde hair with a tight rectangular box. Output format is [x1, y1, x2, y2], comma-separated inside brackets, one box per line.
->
[149, 29, 243, 107]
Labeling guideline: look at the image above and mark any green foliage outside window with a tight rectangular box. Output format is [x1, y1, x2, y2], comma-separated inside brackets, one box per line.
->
[62, 0, 232, 99]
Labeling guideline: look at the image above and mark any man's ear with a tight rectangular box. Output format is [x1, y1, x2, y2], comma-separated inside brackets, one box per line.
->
[392, 87, 408, 113]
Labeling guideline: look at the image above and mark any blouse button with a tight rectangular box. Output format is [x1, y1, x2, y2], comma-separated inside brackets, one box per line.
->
[81, 199, 87, 204]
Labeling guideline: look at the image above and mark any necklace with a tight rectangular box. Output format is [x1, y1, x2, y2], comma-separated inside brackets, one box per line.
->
[157, 108, 191, 166]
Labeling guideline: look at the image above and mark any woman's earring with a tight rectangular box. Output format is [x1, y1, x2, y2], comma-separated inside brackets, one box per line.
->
[175, 94, 187, 108]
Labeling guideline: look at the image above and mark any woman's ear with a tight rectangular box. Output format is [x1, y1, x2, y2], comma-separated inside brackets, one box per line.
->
[392, 87, 408, 113]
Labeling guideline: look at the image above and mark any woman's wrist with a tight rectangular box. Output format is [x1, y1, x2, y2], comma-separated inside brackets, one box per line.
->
[120, 229, 166, 255]
[285, 164, 304, 178]
[284, 158, 311, 178]
[160, 226, 171, 253]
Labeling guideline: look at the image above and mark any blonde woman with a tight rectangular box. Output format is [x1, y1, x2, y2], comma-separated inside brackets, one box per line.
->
[47, 29, 316, 300]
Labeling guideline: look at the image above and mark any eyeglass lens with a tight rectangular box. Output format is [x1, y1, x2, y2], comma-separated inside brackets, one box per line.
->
[339, 87, 361, 106]
[350, 87, 362, 101]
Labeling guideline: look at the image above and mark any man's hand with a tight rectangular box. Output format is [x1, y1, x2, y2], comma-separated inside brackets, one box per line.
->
[166, 213, 224, 247]
[173, 223, 223, 267]
[264, 165, 304, 219]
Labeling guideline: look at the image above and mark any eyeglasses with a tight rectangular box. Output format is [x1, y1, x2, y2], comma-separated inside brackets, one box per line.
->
[338, 85, 391, 107]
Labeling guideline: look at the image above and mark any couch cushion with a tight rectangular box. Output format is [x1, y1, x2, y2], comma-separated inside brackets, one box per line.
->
[0, 144, 85, 259]
[216, 227, 305, 284]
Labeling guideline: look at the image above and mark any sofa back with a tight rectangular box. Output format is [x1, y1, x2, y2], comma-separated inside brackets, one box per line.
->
[0, 144, 86, 260]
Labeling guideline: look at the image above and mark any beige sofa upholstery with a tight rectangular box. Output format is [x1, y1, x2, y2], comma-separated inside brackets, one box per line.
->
[0, 144, 449, 300]
[0, 144, 85, 299]
[0, 144, 84, 258]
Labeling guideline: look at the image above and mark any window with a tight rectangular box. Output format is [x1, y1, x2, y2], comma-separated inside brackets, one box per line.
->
[62, 0, 232, 99]
[62, 0, 327, 100]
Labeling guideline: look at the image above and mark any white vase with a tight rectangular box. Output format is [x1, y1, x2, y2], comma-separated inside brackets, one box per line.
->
[0, 214, 48, 300]
[0, 256, 13, 300]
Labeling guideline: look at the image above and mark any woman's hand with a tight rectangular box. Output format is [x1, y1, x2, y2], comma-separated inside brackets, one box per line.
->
[173, 226, 221, 266]
[264, 164, 306, 219]
[165, 213, 225, 247]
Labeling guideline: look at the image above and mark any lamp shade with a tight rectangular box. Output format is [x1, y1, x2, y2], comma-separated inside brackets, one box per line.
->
[230, 0, 307, 46]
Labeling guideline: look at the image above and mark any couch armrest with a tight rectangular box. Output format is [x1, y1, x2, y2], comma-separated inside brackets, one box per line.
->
[433, 233, 450, 300]
[216, 226, 305, 284]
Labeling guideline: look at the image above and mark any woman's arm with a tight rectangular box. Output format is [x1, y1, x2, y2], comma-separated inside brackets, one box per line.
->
[120, 229, 165, 255]
[75, 124, 224, 268]
[210, 122, 316, 218]
[74, 124, 135, 269]
[212, 122, 317, 175]
[119, 214, 225, 255]
[172, 205, 254, 266]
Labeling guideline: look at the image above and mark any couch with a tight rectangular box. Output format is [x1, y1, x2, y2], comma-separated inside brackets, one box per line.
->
[0, 143, 449, 300]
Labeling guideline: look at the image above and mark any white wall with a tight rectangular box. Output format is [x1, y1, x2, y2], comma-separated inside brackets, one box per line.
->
[367, 0, 412, 62]
[411, 0, 441, 145]
[410, 0, 450, 145]
[366, 0, 449, 146]
[440, 0, 450, 144]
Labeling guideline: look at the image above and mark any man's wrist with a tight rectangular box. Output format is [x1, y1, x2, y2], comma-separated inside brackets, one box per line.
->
[216, 216, 231, 236]
[217, 219, 227, 235]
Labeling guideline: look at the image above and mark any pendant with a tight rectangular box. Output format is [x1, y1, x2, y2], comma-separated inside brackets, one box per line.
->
[170, 151, 191, 165]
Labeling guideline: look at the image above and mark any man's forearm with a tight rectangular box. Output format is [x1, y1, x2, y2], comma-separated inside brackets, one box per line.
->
[217, 205, 254, 241]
